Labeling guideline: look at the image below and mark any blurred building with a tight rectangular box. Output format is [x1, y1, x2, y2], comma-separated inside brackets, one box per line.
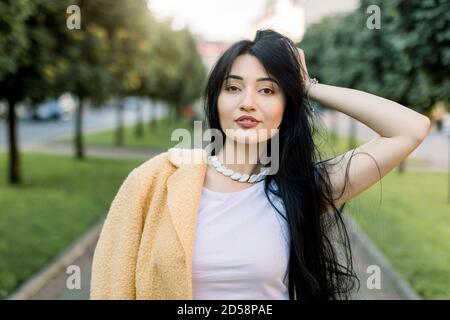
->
[248, 0, 360, 42]
[303, 0, 360, 27]
[195, 0, 360, 72]
[196, 38, 231, 72]
[249, 0, 306, 43]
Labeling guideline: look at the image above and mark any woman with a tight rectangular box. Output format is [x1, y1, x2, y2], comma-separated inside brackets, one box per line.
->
[90, 29, 430, 300]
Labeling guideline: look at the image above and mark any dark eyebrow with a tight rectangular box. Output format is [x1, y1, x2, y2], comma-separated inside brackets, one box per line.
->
[224, 74, 279, 86]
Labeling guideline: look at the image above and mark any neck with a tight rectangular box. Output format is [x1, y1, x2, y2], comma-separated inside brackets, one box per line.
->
[216, 138, 267, 176]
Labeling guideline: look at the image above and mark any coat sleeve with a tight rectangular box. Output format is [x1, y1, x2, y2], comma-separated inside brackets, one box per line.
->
[90, 167, 150, 299]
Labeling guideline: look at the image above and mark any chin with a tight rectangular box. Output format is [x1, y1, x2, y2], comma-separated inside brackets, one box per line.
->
[224, 126, 275, 144]
[228, 134, 268, 145]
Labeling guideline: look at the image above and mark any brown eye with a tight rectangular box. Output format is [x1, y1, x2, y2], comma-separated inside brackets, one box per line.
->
[226, 86, 239, 92]
[261, 88, 274, 95]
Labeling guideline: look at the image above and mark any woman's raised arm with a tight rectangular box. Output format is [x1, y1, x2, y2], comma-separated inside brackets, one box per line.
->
[309, 82, 430, 210]
[296, 47, 431, 210]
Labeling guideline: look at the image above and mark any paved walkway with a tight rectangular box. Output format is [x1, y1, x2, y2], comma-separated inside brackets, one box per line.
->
[9, 115, 429, 300]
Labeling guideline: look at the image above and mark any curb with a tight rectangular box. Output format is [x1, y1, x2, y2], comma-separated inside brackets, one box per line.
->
[23, 141, 166, 161]
[343, 213, 422, 300]
[6, 218, 105, 300]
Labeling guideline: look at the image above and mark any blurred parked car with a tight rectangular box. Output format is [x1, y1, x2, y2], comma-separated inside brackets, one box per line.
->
[30, 100, 61, 121]
[27, 94, 76, 121]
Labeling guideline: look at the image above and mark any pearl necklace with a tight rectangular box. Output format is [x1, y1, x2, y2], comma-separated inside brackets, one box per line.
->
[207, 155, 269, 183]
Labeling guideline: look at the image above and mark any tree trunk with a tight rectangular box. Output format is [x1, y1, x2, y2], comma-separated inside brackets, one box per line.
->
[135, 98, 144, 139]
[75, 97, 85, 159]
[397, 159, 406, 173]
[7, 98, 21, 184]
[348, 117, 357, 150]
[148, 100, 156, 133]
[175, 103, 182, 121]
[170, 104, 176, 124]
[448, 135, 450, 203]
[115, 99, 124, 146]
[330, 111, 338, 144]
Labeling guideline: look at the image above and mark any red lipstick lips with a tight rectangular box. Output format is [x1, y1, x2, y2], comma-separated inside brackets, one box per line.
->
[235, 115, 260, 128]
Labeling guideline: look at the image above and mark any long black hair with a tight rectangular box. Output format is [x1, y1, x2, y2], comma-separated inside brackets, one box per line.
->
[203, 29, 363, 300]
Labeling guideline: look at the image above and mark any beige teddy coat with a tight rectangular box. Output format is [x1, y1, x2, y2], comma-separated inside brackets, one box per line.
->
[90, 147, 211, 299]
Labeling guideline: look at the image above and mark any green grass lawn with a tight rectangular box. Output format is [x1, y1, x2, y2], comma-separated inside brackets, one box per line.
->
[346, 171, 450, 299]
[58, 117, 196, 150]
[0, 153, 142, 299]
[317, 130, 450, 299]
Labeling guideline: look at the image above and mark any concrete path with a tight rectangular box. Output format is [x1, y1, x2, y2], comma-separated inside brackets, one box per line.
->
[28, 233, 98, 300]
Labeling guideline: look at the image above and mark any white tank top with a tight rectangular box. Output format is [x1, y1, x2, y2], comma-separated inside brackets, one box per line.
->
[192, 179, 291, 300]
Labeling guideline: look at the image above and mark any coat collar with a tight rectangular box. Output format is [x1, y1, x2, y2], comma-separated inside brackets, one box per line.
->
[166, 148, 209, 298]
[167, 147, 209, 168]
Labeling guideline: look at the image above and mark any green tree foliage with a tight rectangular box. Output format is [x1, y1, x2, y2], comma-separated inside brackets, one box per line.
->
[1, 0, 207, 182]
[0, 0, 34, 79]
[147, 20, 207, 122]
[0, 0, 32, 184]
[389, 0, 450, 103]
[0, 0, 70, 184]
[302, 0, 449, 108]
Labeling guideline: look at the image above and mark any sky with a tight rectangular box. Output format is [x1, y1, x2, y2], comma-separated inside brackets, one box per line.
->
[147, 0, 360, 42]
[147, 0, 269, 42]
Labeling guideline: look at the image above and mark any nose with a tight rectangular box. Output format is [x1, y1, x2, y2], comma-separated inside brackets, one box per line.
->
[239, 90, 256, 111]
[240, 104, 255, 112]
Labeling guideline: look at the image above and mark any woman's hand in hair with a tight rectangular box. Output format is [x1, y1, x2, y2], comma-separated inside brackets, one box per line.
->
[296, 47, 310, 82]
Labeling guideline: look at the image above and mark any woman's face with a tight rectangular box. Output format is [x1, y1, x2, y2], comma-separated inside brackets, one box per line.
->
[217, 54, 285, 145]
